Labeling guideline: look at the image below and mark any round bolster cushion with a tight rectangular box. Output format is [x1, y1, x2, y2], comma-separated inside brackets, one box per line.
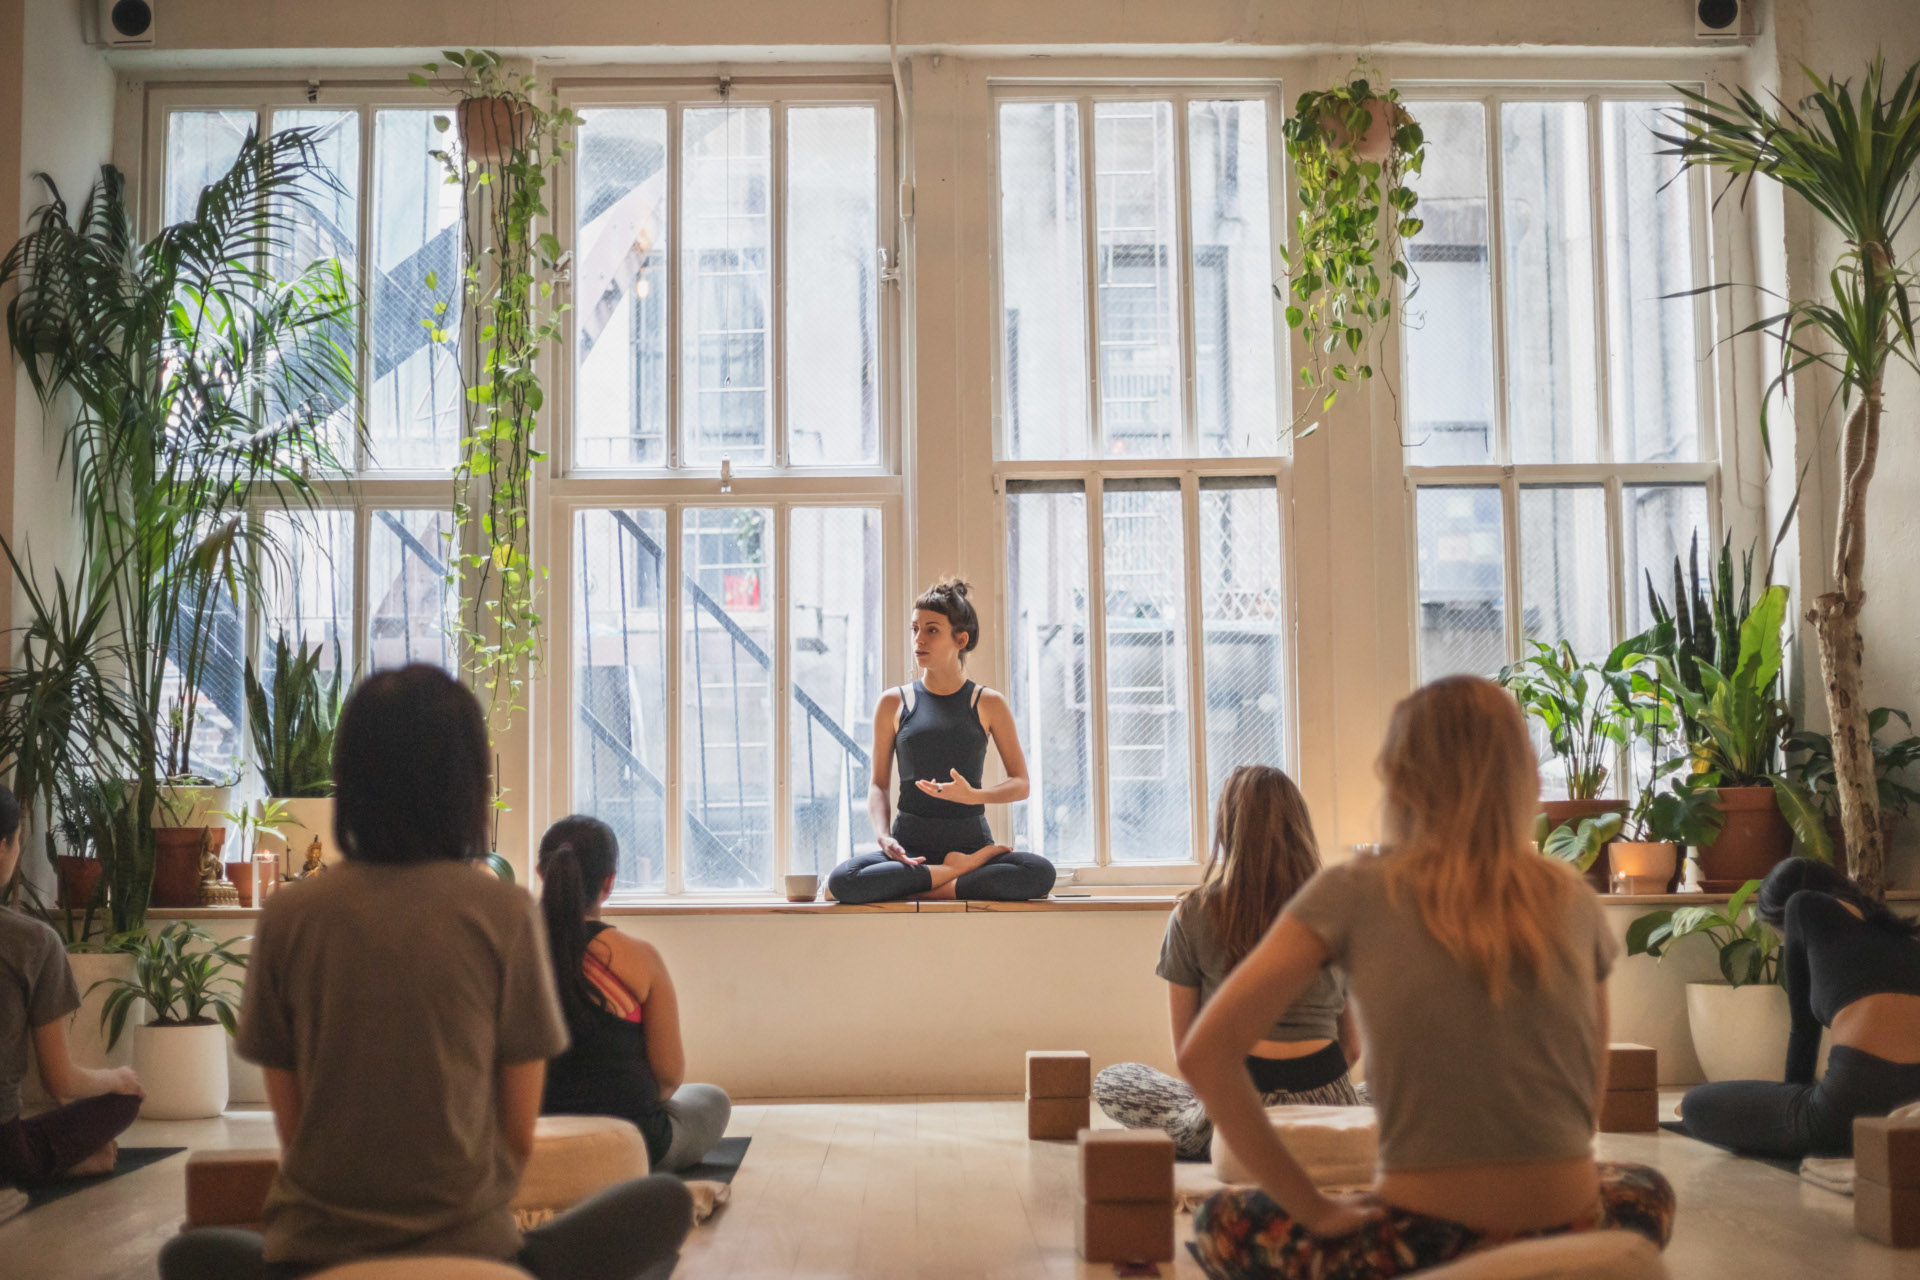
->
[308, 1260, 532, 1280]
[1418, 1231, 1669, 1280]
[1211, 1104, 1377, 1187]
[511, 1114, 652, 1217]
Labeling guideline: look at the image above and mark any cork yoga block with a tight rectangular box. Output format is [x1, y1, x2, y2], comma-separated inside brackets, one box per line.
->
[1855, 1114, 1920, 1189]
[1025, 1050, 1091, 1099]
[1607, 1043, 1658, 1092]
[185, 1147, 280, 1228]
[1078, 1128, 1174, 1202]
[1074, 1194, 1176, 1264]
[1027, 1094, 1089, 1140]
[1597, 1089, 1658, 1134]
[1855, 1177, 1920, 1248]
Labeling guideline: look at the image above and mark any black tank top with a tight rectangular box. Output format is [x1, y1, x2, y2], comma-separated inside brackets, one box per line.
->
[894, 679, 990, 819]
[540, 923, 673, 1164]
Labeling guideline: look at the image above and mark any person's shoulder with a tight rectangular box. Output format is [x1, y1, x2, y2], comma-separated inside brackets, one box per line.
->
[1784, 888, 1856, 930]
[592, 926, 665, 973]
[974, 686, 1011, 712]
[0, 906, 65, 955]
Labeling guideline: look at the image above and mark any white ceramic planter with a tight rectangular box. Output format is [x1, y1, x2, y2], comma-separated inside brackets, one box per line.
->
[134, 1021, 230, 1120]
[1686, 981, 1791, 1083]
[261, 796, 338, 873]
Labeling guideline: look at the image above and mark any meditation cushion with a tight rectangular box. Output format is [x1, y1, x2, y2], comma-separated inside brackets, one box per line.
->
[1419, 1231, 1669, 1279]
[1211, 1104, 1376, 1188]
[309, 1260, 531, 1280]
[511, 1115, 651, 1227]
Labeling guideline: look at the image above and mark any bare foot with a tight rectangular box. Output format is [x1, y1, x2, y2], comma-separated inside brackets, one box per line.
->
[66, 1141, 118, 1178]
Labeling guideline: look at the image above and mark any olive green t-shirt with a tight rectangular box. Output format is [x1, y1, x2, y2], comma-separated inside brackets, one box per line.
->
[1, 907, 81, 1123]
[237, 861, 569, 1267]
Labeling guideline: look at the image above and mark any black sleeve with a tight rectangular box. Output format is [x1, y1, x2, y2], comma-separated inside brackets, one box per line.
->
[1781, 891, 1827, 1086]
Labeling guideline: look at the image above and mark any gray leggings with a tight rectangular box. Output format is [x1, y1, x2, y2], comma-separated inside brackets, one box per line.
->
[1093, 1060, 1361, 1160]
[658, 1082, 733, 1172]
[156, 1175, 693, 1280]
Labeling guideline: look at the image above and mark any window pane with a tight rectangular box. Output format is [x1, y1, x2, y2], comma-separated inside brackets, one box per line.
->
[998, 102, 1088, 461]
[367, 509, 454, 672]
[1417, 486, 1507, 679]
[270, 109, 359, 462]
[682, 108, 772, 467]
[1502, 102, 1600, 464]
[1403, 101, 1496, 466]
[164, 548, 245, 785]
[369, 111, 463, 470]
[1624, 483, 1709, 637]
[1095, 102, 1182, 458]
[789, 508, 883, 877]
[1189, 101, 1278, 458]
[1007, 484, 1096, 865]
[575, 109, 670, 469]
[574, 509, 670, 894]
[1519, 486, 1610, 659]
[262, 509, 354, 680]
[165, 110, 255, 225]
[1103, 482, 1192, 860]
[787, 107, 880, 467]
[682, 507, 774, 888]
[1200, 480, 1286, 819]
[1605, 101, 1700, 463]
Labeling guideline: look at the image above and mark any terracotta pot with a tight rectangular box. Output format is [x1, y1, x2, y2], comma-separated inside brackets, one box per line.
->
[56, 855, 104, 910]
[1607, 842, 1679, 895]
[1319, 96, 1401, 161]
[1694, 785, 1792, 892]
[1540, 798, 1627, 892]
[459, 96, 530, 161]
[1824, 809, 1902, 872]
[152, 827, 224, 908]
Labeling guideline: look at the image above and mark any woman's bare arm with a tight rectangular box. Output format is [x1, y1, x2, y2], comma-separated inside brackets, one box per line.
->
[868, 690, 913, 861]
[1168, 982, 1202, 1058]
[597, 931, 686, 1095]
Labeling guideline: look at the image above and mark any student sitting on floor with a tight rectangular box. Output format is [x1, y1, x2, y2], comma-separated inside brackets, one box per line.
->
[1094, 765, 1360, 1159]
[538, 814, 732, 1172]
[159, 666, 692, 1280]
[1681, 856, 1920, 1158]
[0, 784, 144, 1222]
[1179, 676, 1674, 1279]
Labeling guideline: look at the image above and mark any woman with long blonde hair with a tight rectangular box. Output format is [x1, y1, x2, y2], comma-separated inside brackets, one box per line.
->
[1093, 766, 1359, 1158]
[1180, 677, 1673, 1279]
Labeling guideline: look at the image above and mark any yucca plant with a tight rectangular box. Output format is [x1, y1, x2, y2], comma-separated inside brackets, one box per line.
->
[245, 633, 344, 798]
[1657, 59, 1920, 897]
[90, 921, 250, 1049]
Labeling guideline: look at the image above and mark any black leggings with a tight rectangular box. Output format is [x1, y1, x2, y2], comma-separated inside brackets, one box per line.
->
[1679, 1044, 1920, 1158]
[0, 1090, 141, 1186]
[827, 812, 1056, 905]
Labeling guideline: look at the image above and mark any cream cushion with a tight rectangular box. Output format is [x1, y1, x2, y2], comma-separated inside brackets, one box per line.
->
[1419, 1232, 1669, 1279]
[309, 1261, 531, 1280]
[511, 1115, 652, 1219]
[1211, 1104, 1376, 1187]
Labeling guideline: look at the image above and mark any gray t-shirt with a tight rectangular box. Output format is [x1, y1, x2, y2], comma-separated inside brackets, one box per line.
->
[1157, 891, 1346, 1042]
[0, 908, 81, 1122]
[1285, 853, 1617, 1170]
[238, 861, 569, 1267]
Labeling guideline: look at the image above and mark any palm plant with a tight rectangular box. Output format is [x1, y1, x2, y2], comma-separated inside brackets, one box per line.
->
[244, 633, 344, 798]
[1657, 59, 1920, 897]
[1, 128, 361, 932]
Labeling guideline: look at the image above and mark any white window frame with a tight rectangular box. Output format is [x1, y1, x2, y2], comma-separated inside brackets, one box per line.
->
[989, 80, 1296, 883]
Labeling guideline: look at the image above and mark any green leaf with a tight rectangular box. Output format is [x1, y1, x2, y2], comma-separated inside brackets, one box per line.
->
[1720, 937, 1765, 987]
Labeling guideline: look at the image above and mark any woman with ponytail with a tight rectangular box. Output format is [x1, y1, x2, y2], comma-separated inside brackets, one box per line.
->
[538, 815, 731, 1172]
[826, 579, 1056, 904]
[1179, 676, 1674, 1279]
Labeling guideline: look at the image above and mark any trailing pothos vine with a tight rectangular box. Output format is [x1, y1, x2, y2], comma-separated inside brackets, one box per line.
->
[414, 50, 579, 728]
[1278, 72, 1426, 427]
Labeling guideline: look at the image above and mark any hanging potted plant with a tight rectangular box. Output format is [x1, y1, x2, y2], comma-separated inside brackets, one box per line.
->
[1278, 67, 1425, 427]
[1627, 879, 1788, 1083]
[91, 922, 248, 1119]
[244, 634, 345, 877]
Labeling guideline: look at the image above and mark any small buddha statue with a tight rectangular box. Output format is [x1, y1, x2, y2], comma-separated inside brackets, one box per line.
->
[198, 829, 239, 907]
[298, 835, 326, 878]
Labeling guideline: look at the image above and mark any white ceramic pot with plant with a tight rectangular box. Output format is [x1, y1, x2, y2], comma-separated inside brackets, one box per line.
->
[245, 633, 344, 874]
[1627, 878, 1789, 1082]
[89, 921, 248, 1120]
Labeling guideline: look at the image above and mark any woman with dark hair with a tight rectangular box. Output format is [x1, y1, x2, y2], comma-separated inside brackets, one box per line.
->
[538, 815, 731, 1171]
[161, 666, 692, 1280]
[826, 579, 1056, 905]
[1679, 856, 1920, 1158]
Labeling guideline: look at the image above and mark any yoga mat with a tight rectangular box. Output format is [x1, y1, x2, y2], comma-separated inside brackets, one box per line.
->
[675, 1135, 750, 1184]
[1657, 1122, 1800, 1174]
[24, 1146, 187, 1212]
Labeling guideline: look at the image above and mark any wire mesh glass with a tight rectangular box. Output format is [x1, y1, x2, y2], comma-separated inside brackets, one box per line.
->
[164, 110, 256, 225]
[1624, 484, 1710, 637]
[1094, 102, 1182, 459]
[998, 102, 1089, 461]
[1199, 479, 1286, 829]
[261, 508, 354, 681]
[787, 107, 880, 467]
[1518, 485, 1611, 659]
[1188, 100, 1278, 458]
[366, 509, 454, 672]
[268, 109, 359, 464]
[681, 108, 773, 467]
[1416, 485, 1508, 679]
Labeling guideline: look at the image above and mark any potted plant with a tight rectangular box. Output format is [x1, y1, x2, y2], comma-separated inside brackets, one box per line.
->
[1786, 707, 1920, 867]
[1658, 59, 1920, 898]
[1278, 66, 1426, 424]
[245, 634, 345, 875]
[1609, 775, 1724, 894]
[212, 799, 292, 908]
[150, 776, 235, 908]
[1627, 879, 1789, 1083]
[91, 922, 248, 1119]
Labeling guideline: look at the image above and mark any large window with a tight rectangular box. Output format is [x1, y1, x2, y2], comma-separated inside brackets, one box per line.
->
[1403, 94, 1717, 686]
[996, 88, 1288, 873]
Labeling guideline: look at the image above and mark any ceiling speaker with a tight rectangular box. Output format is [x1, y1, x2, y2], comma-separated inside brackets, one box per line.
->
[1695, 0, 1743, 40]
[100, 0, 155, 48]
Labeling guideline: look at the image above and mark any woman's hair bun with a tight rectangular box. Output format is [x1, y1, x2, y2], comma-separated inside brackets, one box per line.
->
[937, 578, 970, 599]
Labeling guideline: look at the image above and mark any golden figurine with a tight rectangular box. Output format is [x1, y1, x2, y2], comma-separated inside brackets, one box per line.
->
[198, 829, 240, 907]
[298, 835, 326, 878]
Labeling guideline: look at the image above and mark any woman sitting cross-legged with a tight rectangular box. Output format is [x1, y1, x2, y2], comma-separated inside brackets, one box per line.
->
[0, 784, 145, 1222]
[538, 815, 732, 1172]
[1180, 676, 1674, 1280]
[159, 666, 692, 1280]
[826, 579, 1055, 905]
[1679, 856, 1920, 1158]
[1094, 765, 1359, 1160]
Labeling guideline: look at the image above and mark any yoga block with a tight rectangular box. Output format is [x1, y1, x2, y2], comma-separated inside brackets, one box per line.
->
[1855, 1176, 1920, 1248]
[1074, 1194, 1175, 1264]
[1027, 1093, 1089, 1140]
[1078, 1128, 1174, 1202]
[1597, 1089, 1658, 1134]
[1025, 1050, 1091, 1098]
[1607, 1043, 1658, 1092]
[185, 1147, 280, 1227]
[1855, 1115, 1920, 1189]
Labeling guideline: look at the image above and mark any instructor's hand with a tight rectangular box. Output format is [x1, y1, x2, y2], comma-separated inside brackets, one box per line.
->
[879, 835, 924, 866]
[915, 769, 982, 804]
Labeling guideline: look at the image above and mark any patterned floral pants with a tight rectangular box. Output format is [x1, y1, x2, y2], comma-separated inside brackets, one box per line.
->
[1189, 1161, 1675, 1280]
[1092, 1061, 1362, 1160]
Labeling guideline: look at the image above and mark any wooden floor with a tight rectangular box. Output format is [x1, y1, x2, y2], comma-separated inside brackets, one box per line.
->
[6, 1094, 1918, 1279]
